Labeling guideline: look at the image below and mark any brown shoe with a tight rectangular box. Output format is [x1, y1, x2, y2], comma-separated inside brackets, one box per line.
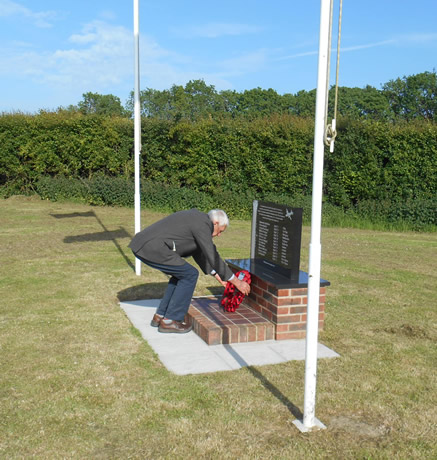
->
[158, 319, 193, 334]
[150, 313, 163, 327]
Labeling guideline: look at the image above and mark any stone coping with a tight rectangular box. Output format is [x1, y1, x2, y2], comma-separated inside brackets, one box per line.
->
[226, 258, 330, 289]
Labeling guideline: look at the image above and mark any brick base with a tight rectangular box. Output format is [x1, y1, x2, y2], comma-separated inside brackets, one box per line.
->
[189, 297, 274, 345]
[243, 287, 325, 340]
[189, 266, 328, 345]
[231, 266, 326, 340]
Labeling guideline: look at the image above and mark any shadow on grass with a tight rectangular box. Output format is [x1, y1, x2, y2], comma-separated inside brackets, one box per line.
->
[224, 344, 303, 419]
[119, 283, 302, 418]
[117, 282, 169, 301]
[246, 366, 303, 419]
[204, 286, 225, 296]
[51, 210, 134, 271]
[118, 283, 224, 302]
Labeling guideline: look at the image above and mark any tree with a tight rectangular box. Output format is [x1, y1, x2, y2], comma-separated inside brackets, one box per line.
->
[331, 86, 390, 120]
[237, 87, 285, 117]
[219, 89, 239, 117]
[77, 92, 128, 117]
[291, 89, 317, 118]
[127, 80, 223, 121]
[382, 71, 437, 121]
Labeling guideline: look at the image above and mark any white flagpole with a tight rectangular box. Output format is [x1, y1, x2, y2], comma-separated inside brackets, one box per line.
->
[293, 0, 331, 432]
[133, 0, 141, 276]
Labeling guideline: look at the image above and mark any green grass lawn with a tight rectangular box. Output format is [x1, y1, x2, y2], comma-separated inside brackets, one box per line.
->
[1, 196, 436, 459]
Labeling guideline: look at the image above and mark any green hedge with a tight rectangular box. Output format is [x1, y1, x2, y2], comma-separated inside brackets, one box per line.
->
[325, 119, 437, 206]
[33, 176, 435, 231]
[1, 112, 436, 228]
[0, 112, 133, 188]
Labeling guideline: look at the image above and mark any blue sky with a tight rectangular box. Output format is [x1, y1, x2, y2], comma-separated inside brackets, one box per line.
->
[0, 0, 436, 113]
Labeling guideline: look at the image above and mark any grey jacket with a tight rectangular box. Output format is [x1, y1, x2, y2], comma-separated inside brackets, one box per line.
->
[129, 209, 233, 280]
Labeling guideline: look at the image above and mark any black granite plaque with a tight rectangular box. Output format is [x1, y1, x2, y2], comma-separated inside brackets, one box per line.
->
[252, 200, 302, 280]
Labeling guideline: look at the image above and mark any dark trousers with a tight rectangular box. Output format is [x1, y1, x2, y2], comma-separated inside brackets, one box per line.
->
[135, 254, 199, 321]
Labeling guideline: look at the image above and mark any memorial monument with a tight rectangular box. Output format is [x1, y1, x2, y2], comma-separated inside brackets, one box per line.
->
[189, 200, 330, 344]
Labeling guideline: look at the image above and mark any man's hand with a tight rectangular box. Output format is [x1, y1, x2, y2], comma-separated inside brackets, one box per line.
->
[230, 277, 250, 296]
[214, 273, 227, 288]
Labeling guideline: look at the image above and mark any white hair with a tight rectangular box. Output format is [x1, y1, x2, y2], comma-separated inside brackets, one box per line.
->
[208, 209, 229, 227]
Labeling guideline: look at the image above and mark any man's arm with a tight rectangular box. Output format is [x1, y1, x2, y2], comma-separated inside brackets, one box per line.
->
[192, 219, 234, 280]
[213, 272, 250, 295]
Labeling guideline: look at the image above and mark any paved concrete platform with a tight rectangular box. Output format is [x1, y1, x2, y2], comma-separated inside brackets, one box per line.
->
[120, 298, 340, 375]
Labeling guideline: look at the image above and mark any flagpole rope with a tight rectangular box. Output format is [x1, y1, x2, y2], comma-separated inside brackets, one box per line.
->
[325, 0, 343, 150]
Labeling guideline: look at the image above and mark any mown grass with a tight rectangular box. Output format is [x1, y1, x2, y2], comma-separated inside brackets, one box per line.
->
[0, 196, 436, 459]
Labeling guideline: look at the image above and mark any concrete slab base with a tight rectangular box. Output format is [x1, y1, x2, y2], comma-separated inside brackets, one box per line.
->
[293, 418, 327, 432]
[120, 298, 340, 375]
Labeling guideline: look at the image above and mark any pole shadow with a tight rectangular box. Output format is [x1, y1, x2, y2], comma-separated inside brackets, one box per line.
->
[50, 210, 135, 271]
[223, 345, 303, 419]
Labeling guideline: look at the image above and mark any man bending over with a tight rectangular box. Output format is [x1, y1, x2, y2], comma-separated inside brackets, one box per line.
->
[129, 209, 250, 334]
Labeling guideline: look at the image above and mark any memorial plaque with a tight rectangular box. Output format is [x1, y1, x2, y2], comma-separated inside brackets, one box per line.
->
[251, 200, 302, 280]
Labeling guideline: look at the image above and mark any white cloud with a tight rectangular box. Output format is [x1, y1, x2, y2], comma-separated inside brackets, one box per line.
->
[217, 49, 269, 78]
[341, 39, 395, 53]
[396, 32, 437, 44]
[0, 0, 58, 28]
[276, 32, 437, 63]
[0, 17, 264, 108]
[276, 39, 396, 61]
[0, 21, 132, 91]
[174, 22, 263, 39]
[0, 19, 207, 98]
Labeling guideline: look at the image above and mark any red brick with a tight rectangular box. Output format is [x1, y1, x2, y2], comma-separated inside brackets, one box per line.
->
[319, 295, 326, 304]
[257, 279, 268, 290]
[301, 296, 308, 305]
[239, 326, 248, 343]
[222, 327, 231, 344]
[245, 296, 256, 306]
[206, 328, 222, 345]
[291, 288, 308, 296]
[252, 285, 263, 296]
[247, 292, 258, 303]
[248, 325, 257, 342]
[231, 325, 240, 343]
[319, 304, 325, 312]
[257, 325, 266, 341]
[276, 324, 289, 332]
[262, 292, 275, 303]
[277, 307, 290, 315]
[289, 306, 307, 314]
[260, 310, 270, 321]
[277, 314, 301, 324]
[276, 331, 306, 340]
[277, 297, 292, 307]
[319, 287, 326, 295]
[288, 323, 306, 331]
[266, 325, 274, 340]
[265, 303, 279, 314]
[271, 295, 283, 307]
[258, 297, 268, 308]
[197, 327, 207, 342]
